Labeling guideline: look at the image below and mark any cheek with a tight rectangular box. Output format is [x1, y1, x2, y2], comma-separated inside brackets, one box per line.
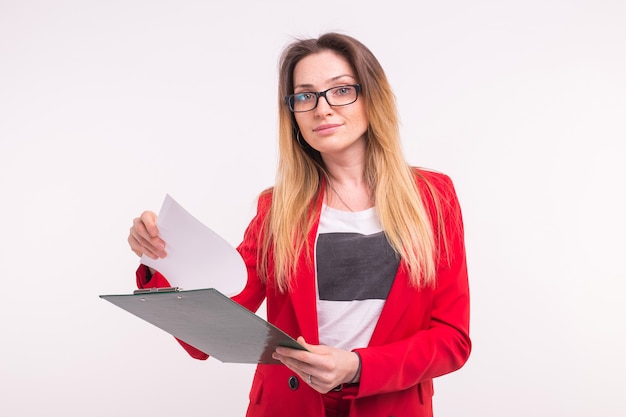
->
[351, 109, 369, 134]
[293, 113, 309, 130]
[350, 102, 369, 127]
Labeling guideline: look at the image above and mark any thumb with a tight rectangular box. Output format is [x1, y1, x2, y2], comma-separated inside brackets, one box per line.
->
[297, 336, 313, 349]
[296, 336, 320, 353]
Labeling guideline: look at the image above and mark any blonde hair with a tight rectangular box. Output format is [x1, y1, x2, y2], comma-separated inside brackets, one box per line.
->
[259, 33, 440, 293]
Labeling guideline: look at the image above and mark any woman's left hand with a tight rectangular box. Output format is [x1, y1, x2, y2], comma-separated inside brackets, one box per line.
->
[272, 337, 360, 394]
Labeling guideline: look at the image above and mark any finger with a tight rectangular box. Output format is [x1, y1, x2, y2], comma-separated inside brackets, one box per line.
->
[140, 212, 167, 255]
[272, 349, 335, 393]
[272, 348, 312, 375]
[132, 213, 159, 242]
[140, 211, 159, 237]
[129, 215, 166, 258]
[296, 336, 308, 346]
[280, 338, 354, 391]
[128, 234, 143, 257]
[274, 338, 319, 376]
[128, 233, 163, 259]
[293, 336, 325, 356]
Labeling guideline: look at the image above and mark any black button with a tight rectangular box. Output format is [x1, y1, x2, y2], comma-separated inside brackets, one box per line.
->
[288, 376, 299, 390]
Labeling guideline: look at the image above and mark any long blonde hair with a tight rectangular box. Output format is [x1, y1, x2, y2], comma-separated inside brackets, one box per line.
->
[259, 33, 440, 293]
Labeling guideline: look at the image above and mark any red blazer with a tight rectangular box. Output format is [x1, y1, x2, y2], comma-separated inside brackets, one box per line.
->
[137, 169, 471, 417]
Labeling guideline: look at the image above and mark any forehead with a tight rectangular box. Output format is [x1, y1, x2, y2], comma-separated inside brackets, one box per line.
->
[293, 50, 355, 88]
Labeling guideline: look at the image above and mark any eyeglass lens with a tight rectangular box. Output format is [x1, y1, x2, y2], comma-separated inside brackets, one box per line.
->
[289, 85, 359, 112]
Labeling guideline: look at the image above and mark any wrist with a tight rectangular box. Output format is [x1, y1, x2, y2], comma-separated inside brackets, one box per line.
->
[348, 352, 362, 384]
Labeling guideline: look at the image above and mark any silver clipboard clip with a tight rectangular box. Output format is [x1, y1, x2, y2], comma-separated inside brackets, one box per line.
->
[133, 287, 182, 295]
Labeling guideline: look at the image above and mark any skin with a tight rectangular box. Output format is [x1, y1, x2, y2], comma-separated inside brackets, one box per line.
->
[128, 50, 368, 393]
[293, 50, 373, 212]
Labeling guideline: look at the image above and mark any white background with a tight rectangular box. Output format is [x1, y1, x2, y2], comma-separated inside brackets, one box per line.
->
[1, 1, 625, 416]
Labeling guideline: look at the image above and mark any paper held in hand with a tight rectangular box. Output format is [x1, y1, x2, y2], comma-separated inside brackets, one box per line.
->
[100, 194, 306, 364]
[140, 193, 247, 296]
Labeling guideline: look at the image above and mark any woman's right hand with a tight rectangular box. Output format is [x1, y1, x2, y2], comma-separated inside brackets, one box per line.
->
[128, 211, 167, 259]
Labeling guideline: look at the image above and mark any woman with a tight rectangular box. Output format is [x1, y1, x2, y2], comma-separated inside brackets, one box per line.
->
[129, 32, 471, 417]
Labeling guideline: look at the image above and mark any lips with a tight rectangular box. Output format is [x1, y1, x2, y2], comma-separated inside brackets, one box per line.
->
[313, 124, 342, 135]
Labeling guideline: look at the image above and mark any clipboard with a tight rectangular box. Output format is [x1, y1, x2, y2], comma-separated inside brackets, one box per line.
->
[100, 287, 306, 364]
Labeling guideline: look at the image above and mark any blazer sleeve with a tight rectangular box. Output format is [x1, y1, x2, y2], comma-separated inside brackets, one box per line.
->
[231, 191, 271, 312]
[133, 191, 272, 360]
[135, 265, 210, 360]
[355, 172, 471, 397]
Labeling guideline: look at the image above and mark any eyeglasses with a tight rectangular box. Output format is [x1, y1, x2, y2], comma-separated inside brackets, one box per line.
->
[285, 84, 361, 113]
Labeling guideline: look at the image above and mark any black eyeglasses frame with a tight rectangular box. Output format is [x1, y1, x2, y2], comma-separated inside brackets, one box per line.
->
[285, 84, 361, 113]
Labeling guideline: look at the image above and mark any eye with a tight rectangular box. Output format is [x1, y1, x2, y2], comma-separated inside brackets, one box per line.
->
[334, 86, 352, 96]
[295, 92, 315, 102]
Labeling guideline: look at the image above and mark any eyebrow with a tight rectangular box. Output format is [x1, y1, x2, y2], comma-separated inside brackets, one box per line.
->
[294, 74, 357, 91]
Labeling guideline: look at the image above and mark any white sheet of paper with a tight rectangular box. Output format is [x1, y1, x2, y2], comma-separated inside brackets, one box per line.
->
[140, 194, 247, 296]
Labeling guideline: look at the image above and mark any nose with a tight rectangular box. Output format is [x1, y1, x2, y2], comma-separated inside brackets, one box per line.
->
[314, 94, 333, 114]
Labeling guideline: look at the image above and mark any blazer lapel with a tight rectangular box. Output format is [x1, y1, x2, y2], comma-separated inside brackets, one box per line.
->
[368, 264, 418, 346]
[285, 185, 423, 348]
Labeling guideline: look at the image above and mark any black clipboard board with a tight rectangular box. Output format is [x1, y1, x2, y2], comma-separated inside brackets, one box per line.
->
[100, 288, 306, 364]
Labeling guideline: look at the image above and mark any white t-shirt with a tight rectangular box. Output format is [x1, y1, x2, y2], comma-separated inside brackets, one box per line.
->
[315, 204, 400, 351]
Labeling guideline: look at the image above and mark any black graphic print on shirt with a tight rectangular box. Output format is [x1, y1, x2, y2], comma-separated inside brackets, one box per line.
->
[316, 231, 399, 302]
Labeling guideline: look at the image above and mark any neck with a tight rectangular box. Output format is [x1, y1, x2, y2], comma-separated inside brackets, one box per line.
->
[325, 176, 373, 212]
[321, 144, 366, 188]
[324, 163, 365, 189]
